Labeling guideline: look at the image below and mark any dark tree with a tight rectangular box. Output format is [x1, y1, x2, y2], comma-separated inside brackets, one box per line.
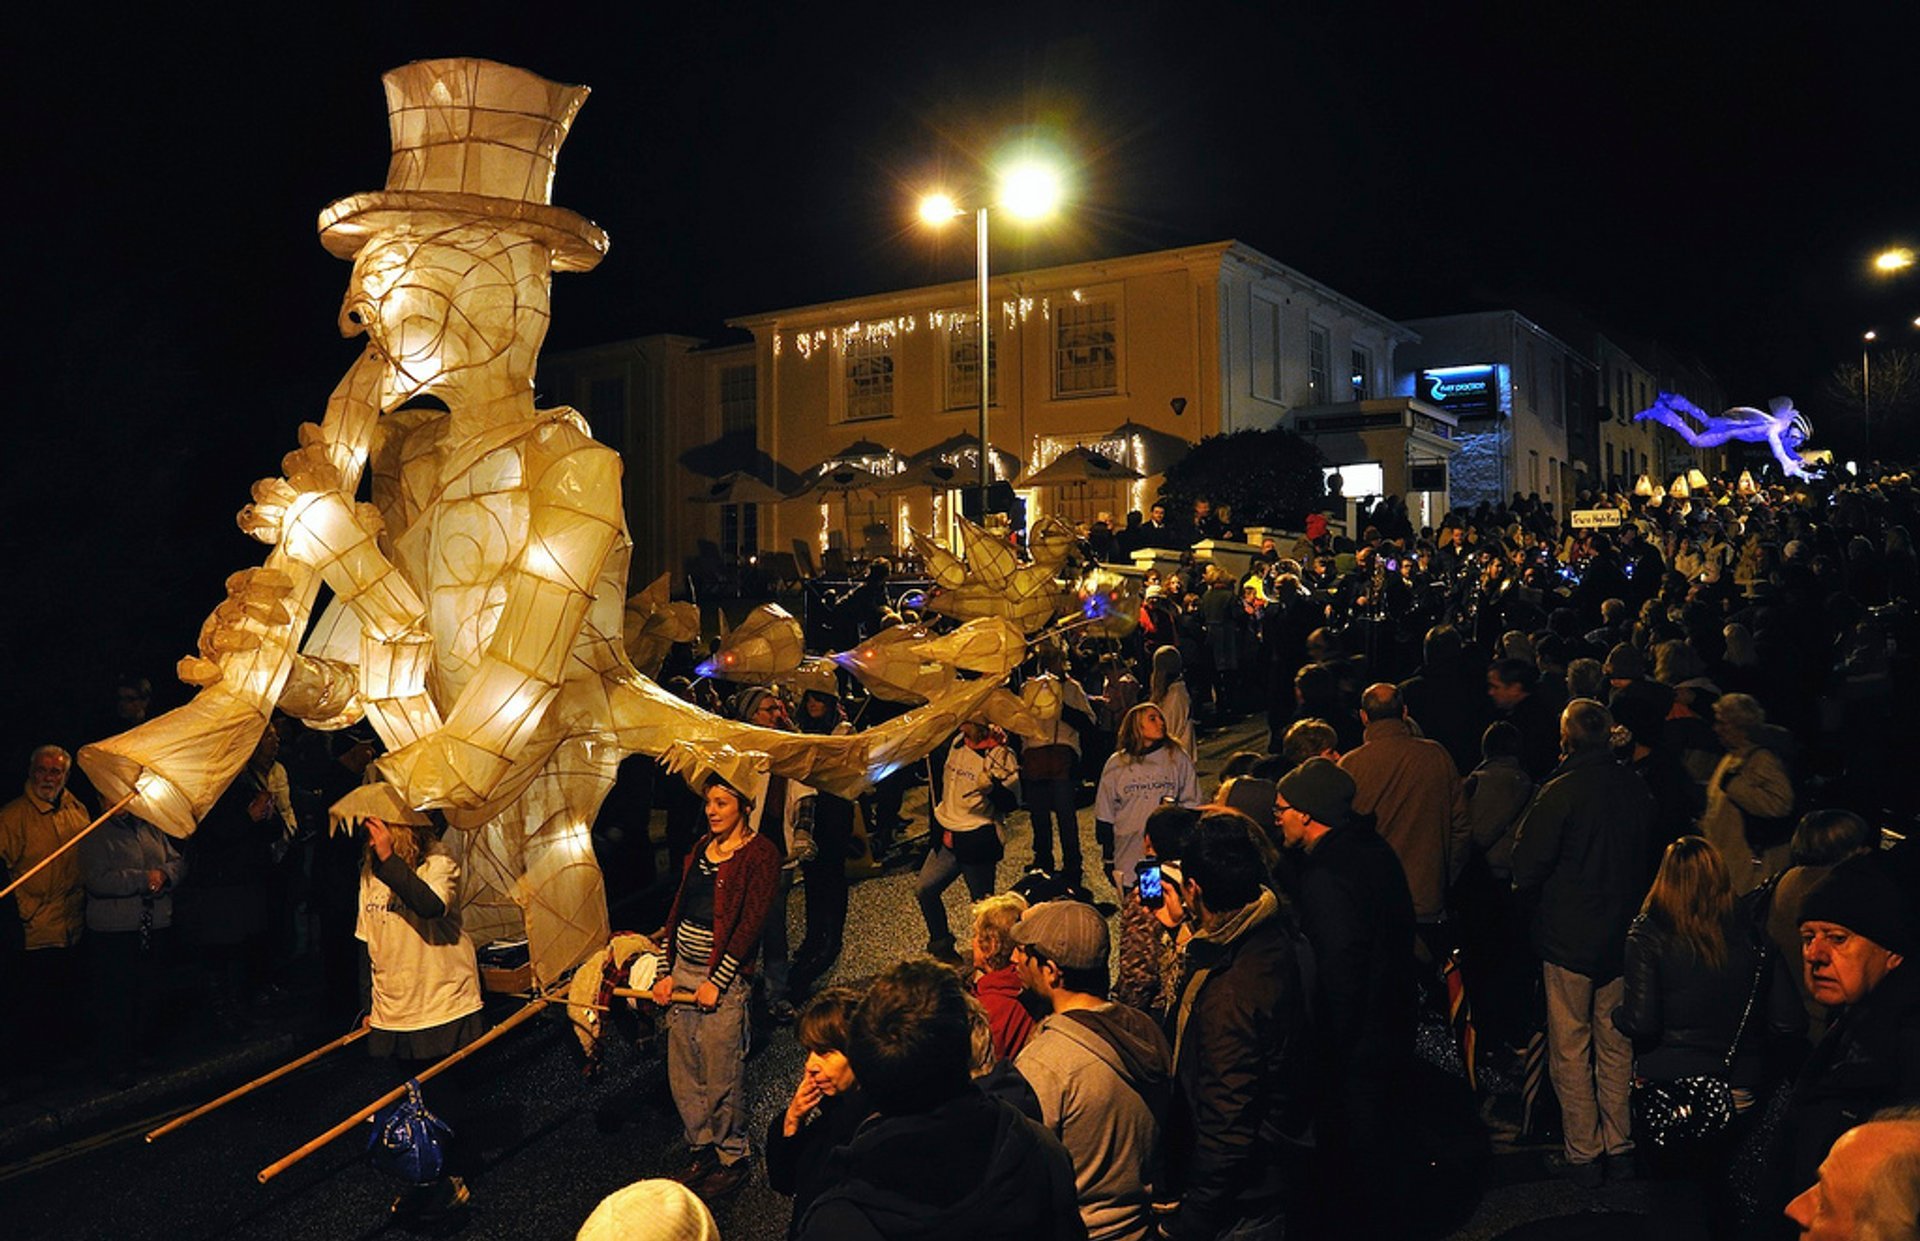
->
[1157, 427, 1326, 529]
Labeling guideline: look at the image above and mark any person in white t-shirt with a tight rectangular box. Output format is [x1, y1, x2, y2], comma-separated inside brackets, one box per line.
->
[357, 815, 485, 1224]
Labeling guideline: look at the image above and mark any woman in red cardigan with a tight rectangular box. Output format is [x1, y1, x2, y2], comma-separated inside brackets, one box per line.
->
[651, 767, 781, 1200]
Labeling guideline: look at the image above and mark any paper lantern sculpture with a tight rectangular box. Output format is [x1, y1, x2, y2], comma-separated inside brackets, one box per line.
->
[1073, 567, 1143, 638]
[1634, 392, 1819, 480]
[622, 573, 700, 678]
[79, 58, 1017, 989]
[913, 516, 1076, 634]
[694, 604, 804, 684]
[831, 617, 1025, 704]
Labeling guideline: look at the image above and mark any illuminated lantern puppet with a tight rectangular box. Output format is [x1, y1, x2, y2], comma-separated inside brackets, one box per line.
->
[1074, 567, 1143, 638]
[1634, 392, 1820, 481]
[831, 618, 1025, 704]
[911, 516, 1077, 634]
[79, 58, 1011, 986]
[695, 604, 806, 684]
[622, 573, 701, 679]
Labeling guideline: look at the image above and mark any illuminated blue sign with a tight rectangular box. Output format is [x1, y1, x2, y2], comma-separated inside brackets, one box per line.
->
[1421, 365, 1499, 416]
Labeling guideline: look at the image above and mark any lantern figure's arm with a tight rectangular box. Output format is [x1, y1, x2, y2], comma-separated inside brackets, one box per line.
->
[80, 349, 393, 837]
[237, 442, 445, 744]
[374, 428, 624, 808]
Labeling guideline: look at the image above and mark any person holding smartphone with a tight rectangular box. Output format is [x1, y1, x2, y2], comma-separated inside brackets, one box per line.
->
[1094, 704, 1200, 900]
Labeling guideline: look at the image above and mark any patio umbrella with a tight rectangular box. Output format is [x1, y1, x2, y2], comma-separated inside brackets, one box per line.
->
[1022, 446, 1144, 486]
[908, 432, 1022, 485]
[688, 471, 789, 505]
[1101, 420, 1191, 476]
[797, 464, 888, 555]
[678, 429, 804, 492]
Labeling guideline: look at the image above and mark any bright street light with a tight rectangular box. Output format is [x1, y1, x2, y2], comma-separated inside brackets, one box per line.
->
[998, 160, 1065, 220]
[914, 155, 1068, 522]
[1874, 247, 1914, 274]
[918, 193, 961, 226]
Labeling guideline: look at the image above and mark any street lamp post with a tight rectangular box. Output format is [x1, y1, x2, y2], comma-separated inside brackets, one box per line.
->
[974, 204, 991, 521]
[1864, 329, 1877, 456]
[919, 158, 1064, 527]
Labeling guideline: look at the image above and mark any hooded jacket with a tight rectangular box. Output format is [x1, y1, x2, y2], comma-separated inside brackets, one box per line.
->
[1016, 1003, 1172, 1241]
[1163, 889, 1315, 1241]
[798, 1088, 1086, 1241]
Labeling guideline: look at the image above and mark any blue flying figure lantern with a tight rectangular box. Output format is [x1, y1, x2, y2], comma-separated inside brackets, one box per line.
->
[1634, 393, 1820, 481]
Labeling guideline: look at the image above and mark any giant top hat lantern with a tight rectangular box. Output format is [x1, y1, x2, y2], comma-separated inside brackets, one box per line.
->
[318, 58, 609, 271]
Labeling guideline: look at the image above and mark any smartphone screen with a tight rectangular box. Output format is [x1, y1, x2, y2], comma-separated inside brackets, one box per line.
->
[1135, 859, 1164, 907]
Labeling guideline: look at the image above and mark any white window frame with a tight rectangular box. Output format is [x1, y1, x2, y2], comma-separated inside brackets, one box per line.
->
[943, 311, 998, 411]
[1307, 324, 1331, 403]
[1052, 287, 1122, 399]
[840, 335, 895, 423]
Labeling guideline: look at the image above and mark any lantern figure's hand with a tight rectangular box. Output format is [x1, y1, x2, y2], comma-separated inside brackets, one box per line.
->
[374, 732, 513, 811]
[179, 568, 299, 687]
[237, 438, 383, 561]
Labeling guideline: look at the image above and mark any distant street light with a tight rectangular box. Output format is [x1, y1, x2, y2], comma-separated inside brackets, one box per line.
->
[1864, 330, 1877, 455]
[918, 156, 1067, 519]
[1874, 247, 1915, 274]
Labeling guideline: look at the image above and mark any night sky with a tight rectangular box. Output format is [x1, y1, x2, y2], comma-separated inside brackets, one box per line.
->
[4, 3, 1914, 759]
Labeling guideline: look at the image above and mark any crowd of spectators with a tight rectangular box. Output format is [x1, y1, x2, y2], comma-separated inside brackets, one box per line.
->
[5, 462, 1918, 1239]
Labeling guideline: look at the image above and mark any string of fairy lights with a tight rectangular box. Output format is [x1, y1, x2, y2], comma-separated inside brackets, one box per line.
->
[773, 294, 1067, 359]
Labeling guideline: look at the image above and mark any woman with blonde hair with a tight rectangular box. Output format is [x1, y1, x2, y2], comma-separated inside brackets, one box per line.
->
[1148, 645, 1196, 755]
[1611, 836, 1803, 1171]
[1094, 702, 1200, 896]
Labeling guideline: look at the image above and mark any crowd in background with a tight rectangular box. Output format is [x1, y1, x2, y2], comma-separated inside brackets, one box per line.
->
[4, 461, 1919, 1239]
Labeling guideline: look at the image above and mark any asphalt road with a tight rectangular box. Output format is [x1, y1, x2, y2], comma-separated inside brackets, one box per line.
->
[1, 718, 1719, 1240]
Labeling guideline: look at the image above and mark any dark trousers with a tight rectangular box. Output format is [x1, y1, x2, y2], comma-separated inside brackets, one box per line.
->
[1023, 778, 1083, 877]
[23, 946, 84, 1065]
[916, 842, 997, 949]
[790, 855, 848, 997]
[90, 927, 168, 1070]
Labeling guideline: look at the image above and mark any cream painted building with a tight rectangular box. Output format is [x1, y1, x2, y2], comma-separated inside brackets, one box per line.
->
[718, 240, 1420, 568]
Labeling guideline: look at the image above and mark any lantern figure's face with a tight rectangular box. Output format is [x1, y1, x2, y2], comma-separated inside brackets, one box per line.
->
[339, 224, 552, 402]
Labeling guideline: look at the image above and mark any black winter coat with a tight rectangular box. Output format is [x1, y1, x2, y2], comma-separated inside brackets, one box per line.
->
[1610, 911, 1802, 1084]
[1163, 901, 1315, 1241]
[1295, 824, 1416, 1138]
[1511, 749, 1654, 981]
[1775, 963, 1920, 1211]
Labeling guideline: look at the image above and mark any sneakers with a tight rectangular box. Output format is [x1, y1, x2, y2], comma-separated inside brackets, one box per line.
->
[1604, 1152, 1638, 1183]
[690, 1158, 751, 1199]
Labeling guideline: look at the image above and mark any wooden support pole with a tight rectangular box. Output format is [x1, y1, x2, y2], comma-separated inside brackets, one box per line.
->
[257, 991, 554, 1184]
[147, 1026, 368, 1143]
[0, 790, 136, 903]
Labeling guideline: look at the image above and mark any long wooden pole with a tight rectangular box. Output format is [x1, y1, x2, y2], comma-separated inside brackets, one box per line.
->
[257, 990, 556, 1184]
[0, 790, 136, 903]
[146, 1026, 368, 1143]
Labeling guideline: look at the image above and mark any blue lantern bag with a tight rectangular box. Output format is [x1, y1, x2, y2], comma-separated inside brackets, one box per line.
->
[366, 1078, 452, 1184]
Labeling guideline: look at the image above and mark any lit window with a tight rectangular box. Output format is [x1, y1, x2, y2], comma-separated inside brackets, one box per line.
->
[844, 337, 895, 422]
[1055, 300, 1117, 397]
[945, 313, 998, 409]
[1350, 345, 1373, 400]
[1308, 326, 1330, 401]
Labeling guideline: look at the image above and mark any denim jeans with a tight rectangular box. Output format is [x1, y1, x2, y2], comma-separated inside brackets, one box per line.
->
[666, 953, 752, 1163]
[915, 842, 997, 948]
[1542, 961, 1633, 1165]
[1023, 777, 1082, 876]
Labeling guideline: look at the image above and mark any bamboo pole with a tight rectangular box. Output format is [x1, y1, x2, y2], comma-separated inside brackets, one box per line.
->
[257, 991, 555, 1184]
[147, 1026, 368, 1143]
[0, 790, 136, 902]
